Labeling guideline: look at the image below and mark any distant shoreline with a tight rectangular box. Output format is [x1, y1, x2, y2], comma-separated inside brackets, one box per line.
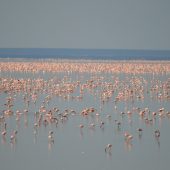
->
[0, 48, 170, 60]
[1, 58, 170, 63]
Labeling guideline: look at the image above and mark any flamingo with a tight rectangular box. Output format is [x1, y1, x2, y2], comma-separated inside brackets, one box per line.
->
[10, 130, 18, 142]
[105, 144, 112, 152]
[155, 130, 160, 138]
[100, 121, 104, 128]
[79, 124, 84, 128]
[48, 131, 54, 143]
[1, 123, 7, 136]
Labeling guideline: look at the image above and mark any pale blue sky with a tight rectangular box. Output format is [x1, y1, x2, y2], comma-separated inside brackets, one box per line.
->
[0, 0, 170, 49]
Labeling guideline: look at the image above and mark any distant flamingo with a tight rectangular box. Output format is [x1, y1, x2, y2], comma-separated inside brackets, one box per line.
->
[105, 144, 112, 152]
[79, 124, 84, 128]
[1, 123, 7, 136]
[10, 130, 18, 142]
[155, 130, 160, 138]
[48, 131, 54, 143]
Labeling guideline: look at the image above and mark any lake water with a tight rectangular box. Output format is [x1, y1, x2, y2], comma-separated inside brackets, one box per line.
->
[0, 60, 170, 170]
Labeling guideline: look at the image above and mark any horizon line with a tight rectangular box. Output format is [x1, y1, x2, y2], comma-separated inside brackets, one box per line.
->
[0, 48, 170, 52]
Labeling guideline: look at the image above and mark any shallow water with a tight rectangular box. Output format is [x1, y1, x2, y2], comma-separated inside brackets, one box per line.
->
[0, 68, 170, 170]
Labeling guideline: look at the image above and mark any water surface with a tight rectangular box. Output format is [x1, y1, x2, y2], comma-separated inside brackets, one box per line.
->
[0, 61, 170, 170]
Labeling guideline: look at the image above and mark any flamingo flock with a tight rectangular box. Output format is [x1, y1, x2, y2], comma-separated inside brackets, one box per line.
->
[0, 60, 170, 153]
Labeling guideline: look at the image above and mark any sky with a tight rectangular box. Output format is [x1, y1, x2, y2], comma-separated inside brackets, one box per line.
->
[0, 0, 170, 50]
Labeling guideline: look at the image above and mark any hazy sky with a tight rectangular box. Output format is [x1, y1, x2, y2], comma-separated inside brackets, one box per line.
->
[0, 0, 170, 49]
